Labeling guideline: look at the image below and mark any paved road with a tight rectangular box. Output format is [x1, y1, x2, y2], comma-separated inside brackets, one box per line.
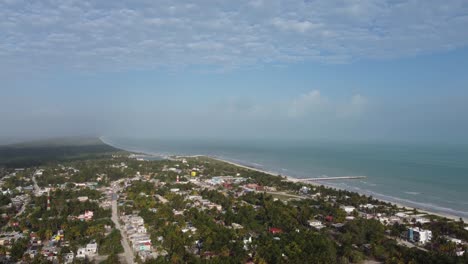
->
[259, 191, 305, 200]
[32, 175, 40, 196]
[15, 197, 29, 217]
[111, 193, 135, 264]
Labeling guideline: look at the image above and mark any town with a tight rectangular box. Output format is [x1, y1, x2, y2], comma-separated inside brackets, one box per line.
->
[0, 153, 467, 263]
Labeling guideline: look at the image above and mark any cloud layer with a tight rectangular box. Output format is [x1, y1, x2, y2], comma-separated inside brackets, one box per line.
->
[1, 0, 468, 73]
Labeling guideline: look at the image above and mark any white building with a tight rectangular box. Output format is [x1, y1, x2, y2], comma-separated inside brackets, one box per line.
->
[308, 220, 325, 230]
[341, 206, 356, 214]
[77, 196, 89, 202]
[395, 212, 409, 219]
[408, 227, 432, 244]
[446, 236, 463, 245]
[415, 218, 430, 224]
[130, 216, 145, 226]
[360, 204, 375, 209]
[76, 242, 98, 259]
[86, 242, 98, 254]
[63, 252, 74, 263]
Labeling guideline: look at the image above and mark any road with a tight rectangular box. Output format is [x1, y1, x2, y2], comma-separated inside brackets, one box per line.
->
[111, 192, 135, 264]
[257, 190, 305, 200]
[32, 175, 40, 196]
[15, 196, 29, 217]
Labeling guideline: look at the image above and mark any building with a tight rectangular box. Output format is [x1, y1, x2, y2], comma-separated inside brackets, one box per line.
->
[308, 220, 325, 230]
[300, 186, 310, 194]
[269, 227, 283, 234]
[341, 206, 356, 214]
[77, 211, 94, 221]
[77, 196, 89, 202]
[76, 242, 98, 258]
[408, 227, 432, 244]
[63, 252, 74, 263]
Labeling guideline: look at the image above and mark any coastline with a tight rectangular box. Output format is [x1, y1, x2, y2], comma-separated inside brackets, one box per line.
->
[99, 137, 467, 222]
[207, 156, 466, 222]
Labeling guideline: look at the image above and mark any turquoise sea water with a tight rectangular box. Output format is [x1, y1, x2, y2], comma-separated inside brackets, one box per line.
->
[103, 137, 468, 219]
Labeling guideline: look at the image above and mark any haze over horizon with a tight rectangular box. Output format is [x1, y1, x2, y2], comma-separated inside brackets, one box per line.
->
[2, 0, 468, 144]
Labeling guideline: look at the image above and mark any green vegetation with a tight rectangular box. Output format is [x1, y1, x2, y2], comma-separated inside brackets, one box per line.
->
[0, 137, 121, 168]
[99, 229, 124, 255]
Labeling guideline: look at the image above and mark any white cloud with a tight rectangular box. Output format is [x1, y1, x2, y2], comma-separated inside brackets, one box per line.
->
[272, 18, 321, 33]
[217, 90, 368, 120]
[336, 94, 369, 118]
[289, 90, 327, 117]
[1, 0, 468, 73]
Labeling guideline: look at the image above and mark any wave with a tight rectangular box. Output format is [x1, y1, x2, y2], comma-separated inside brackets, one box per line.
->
[404, 192, 421, 195]
[337, 187, 468, 219]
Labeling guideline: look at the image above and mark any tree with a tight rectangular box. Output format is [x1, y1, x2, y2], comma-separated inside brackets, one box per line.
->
[100, 253, 119, 264]
[10, 238, 28, 261]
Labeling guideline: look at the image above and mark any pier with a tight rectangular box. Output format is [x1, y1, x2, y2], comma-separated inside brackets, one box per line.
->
[293, 176, 367, 182]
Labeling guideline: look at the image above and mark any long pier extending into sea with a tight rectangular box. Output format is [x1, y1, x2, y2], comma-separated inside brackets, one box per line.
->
[293, 176, 367, 182]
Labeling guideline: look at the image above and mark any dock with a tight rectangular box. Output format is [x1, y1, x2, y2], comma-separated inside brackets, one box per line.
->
[293, 176, 367, 182]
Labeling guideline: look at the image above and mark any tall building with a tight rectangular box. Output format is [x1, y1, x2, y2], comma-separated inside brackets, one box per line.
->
[408, 227, 432, 244]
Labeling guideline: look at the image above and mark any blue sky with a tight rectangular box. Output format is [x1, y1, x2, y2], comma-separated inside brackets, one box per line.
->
[1, 0, 468, 143]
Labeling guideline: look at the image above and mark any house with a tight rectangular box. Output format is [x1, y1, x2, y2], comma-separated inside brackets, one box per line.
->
[341, 206, 356, 214]
[77, 211, 94, 221]
[137, 225, 147, 233]
[300, 186, 310, 194]
[395, 212, 409, 219]
[232, 223, 243, 229]
[446, 237, 463, 245]
[130, 216, 145, 226]
[23, 185, 34, 192]
[243, 236, 253, 250]
[77, 196, 88, 202]
[0, 237, 10, 246]
[136, 242, 151, 252]
[414, 217, 430, 224]
[269, 227, 283, 234]
[63, 252, 74, 263]
[76, 242, 98, 258]
[76, 248, 86, 259]
[86, 242, 98, 254]
[308, 220, 325, 230]
[360, 204, 375, 209]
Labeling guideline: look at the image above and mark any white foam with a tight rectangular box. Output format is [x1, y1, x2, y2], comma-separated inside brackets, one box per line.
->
[404, 192, 421, 195]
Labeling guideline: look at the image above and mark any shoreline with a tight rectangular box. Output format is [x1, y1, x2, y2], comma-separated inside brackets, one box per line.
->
[206, 156, 467, 222]
[99, 137, 467, 222]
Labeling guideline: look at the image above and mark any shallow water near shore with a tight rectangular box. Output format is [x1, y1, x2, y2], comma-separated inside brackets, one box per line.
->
[103, 137, 468, 219]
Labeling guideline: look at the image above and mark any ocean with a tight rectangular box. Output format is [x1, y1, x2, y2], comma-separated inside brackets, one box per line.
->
[102, 137, 468, 219]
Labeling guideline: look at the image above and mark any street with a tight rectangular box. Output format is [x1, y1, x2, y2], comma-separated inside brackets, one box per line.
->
[111, 192, 135, 264]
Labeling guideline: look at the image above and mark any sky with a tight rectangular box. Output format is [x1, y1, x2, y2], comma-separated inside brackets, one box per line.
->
[1, 0, 468, 144]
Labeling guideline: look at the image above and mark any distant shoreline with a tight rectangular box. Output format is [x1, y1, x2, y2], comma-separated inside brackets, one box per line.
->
[100, 137, 467, 222]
